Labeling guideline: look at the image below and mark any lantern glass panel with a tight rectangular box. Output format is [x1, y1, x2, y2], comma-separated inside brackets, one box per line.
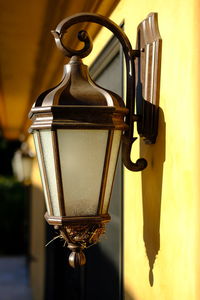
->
[40, 130, 60, 216]
[33, 132, 51, 215]
[57, 129, 108, 216]
[102, 130, 121, 214]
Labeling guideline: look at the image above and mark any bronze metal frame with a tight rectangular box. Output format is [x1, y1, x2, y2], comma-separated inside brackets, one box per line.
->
[45, 212, 111, 225]
[51, 13, 148, 171]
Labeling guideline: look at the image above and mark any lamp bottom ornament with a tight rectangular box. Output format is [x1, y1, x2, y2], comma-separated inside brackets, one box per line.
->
[68, 244, 86, 268]
[58, 223, 106, 268]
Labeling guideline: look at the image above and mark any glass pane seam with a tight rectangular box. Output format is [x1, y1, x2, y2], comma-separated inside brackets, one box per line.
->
[52, 130, 66, 216]
[98, 130, 114, 214]
[38, 131, 53, 215]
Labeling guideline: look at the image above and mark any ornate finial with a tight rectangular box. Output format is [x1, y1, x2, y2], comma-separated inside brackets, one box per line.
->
[68, 244, 86, 268]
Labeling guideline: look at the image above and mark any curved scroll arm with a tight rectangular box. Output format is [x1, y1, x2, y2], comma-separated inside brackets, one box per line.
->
[52, 13, 147, 171]
[51, 29, 93, 58]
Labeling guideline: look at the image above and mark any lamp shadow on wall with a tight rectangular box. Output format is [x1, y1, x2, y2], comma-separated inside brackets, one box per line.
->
[140, 108, 166, 286]
[124, 290, 136, 300]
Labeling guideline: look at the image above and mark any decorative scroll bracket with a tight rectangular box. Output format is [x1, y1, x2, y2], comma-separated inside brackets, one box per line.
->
[50, 12, 162, 171]
[135, 13, 162, 144]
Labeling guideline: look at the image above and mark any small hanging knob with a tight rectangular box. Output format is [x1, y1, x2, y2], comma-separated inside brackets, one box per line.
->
[68, 244, 86, 268]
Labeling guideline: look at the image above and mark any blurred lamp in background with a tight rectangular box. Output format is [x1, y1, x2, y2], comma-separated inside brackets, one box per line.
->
[29, 13, 161, 267]
[12, 142, 34, 185]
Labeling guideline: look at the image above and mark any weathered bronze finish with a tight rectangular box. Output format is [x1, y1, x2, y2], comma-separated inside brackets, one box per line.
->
[29, 56, 128, 133]
[46, 212, 109, 267]
[45, 212, 111, 226]
[61, 222, 106, 267]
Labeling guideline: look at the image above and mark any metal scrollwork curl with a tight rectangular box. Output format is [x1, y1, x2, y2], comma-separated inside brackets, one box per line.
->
[52, 13, 147, 171]
[51, 29, 93, 58]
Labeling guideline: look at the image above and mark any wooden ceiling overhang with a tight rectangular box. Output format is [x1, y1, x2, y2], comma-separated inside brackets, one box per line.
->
[0, 0, 119, 140]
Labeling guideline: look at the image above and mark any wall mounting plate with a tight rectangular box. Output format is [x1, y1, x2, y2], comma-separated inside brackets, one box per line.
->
[135, 12, 162, 144]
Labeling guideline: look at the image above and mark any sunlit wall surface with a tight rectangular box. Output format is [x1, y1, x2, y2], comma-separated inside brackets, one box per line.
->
[85, 0, 200, 299]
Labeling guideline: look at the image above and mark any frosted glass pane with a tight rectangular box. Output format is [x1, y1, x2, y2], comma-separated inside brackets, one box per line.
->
[57, 129, 108, 216]
[40, 130, 60, 216]
[102, 130, 121, 214]
[33, 132, 51, 215]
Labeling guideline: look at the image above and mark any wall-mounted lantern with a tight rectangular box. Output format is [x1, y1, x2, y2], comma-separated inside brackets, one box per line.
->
[29, 12, 161, 267]
[12, 142, 34, 185]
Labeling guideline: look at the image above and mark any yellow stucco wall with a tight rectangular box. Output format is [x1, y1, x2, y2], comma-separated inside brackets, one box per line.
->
[85, 0, 200, 299]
